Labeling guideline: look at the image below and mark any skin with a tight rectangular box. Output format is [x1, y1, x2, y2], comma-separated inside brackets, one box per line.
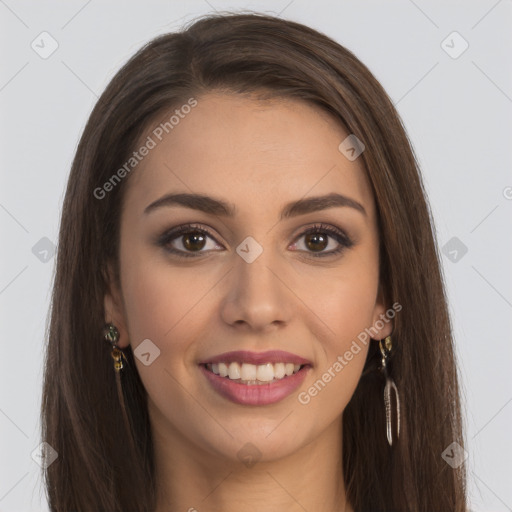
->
[105, 92, 392, 512]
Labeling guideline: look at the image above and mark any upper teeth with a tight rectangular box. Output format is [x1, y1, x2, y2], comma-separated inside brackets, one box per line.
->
[208, 362, 302, 382]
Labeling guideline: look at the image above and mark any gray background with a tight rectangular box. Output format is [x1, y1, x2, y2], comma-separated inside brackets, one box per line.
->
[1, 1, 511, 510]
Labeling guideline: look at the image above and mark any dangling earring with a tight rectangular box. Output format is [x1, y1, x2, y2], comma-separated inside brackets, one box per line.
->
[103, 322, 139, 457]
[379, 335, 400, 446]
[104, 323, 127, 372]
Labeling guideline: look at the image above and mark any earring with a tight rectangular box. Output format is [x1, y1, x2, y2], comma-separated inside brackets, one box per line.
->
[103, 322, 136, 454]
[104, 323, 127, 372]
[379, 335, 400, 446]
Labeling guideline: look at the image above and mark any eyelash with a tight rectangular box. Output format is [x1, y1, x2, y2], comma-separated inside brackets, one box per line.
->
[156, 223, 354, 259]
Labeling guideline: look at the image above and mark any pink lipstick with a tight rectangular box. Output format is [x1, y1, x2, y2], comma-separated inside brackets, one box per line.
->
[199, 350, 312, 406]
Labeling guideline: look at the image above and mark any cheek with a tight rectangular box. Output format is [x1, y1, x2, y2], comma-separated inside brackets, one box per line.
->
[120, 244, 212, 343]
[327, 276, 379, 343]
[299, 253, 379, 383]
[119, 254, 210, 415]
[311, 276, 376, 385]
[298, 249, 380, 343]
[294, 271, 378, 424]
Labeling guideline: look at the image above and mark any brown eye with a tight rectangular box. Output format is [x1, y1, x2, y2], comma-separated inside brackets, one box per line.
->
[304, 232, 329, 252]
[157, 224, 223, 258]
[292, 223, 354, 258]
[181, 232, 207, 252]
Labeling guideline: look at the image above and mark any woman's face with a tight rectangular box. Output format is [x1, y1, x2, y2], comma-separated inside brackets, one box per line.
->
[106, 92, 391, 464]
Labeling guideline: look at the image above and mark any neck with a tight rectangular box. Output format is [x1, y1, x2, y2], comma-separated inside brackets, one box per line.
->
[152, 416, 352, 512]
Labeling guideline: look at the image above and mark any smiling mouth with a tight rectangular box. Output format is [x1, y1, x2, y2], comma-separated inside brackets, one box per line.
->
[202, 361, 309, 385]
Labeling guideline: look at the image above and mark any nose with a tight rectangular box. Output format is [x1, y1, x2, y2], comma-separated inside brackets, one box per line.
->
[219, 249, 293, 332]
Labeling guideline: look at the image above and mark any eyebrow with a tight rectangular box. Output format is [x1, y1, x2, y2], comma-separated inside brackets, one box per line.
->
[143, 192, 366, 219]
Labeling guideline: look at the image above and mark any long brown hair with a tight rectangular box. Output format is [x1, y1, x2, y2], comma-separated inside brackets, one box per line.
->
[41, 12, 467, 511]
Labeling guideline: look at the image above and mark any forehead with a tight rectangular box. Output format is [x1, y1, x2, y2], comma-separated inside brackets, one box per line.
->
[123, 92, 375, 219]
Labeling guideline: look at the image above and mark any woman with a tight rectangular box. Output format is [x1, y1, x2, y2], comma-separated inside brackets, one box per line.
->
[41, 12, 467, 511]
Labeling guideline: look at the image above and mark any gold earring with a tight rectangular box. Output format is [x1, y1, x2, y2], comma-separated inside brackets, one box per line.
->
[379, 335, 400, 446]
[104, 323, 127, 372]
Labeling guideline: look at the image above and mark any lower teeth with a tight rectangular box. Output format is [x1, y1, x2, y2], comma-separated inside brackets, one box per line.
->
[236, 378, 277, 385]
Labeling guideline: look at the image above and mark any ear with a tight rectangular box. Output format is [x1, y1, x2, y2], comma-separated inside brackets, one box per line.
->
[371, 282, 393, 340]
[104, 265, 130, 349]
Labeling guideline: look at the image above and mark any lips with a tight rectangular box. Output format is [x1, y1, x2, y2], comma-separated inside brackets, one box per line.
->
[198, 350, 312, 406]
